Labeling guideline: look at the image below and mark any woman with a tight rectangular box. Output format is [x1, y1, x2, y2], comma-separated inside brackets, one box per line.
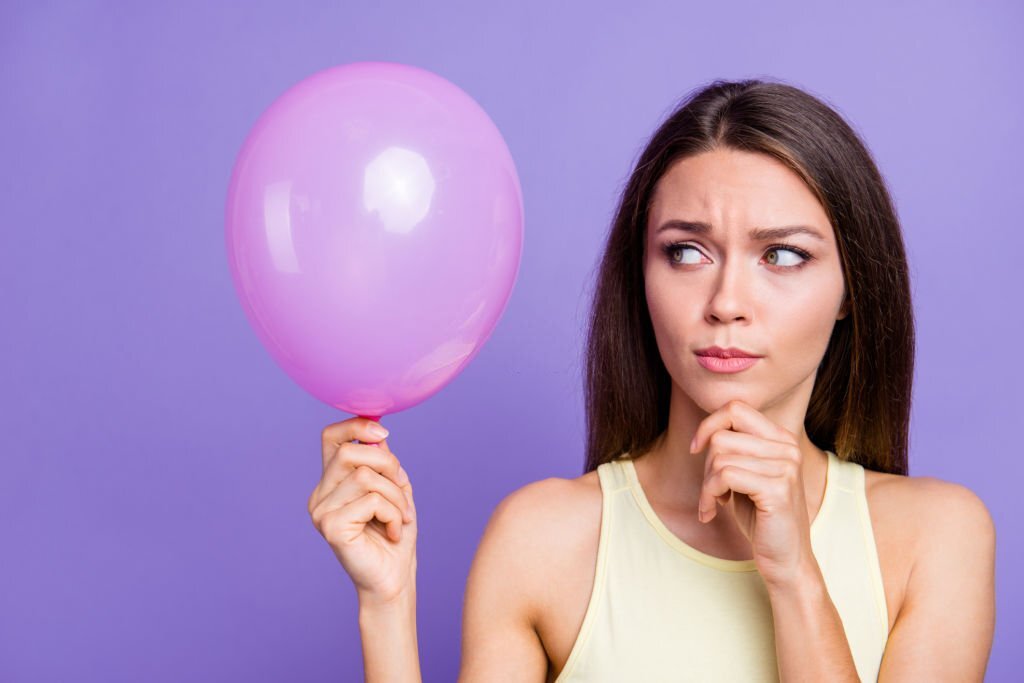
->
[307, 79, 996, 682]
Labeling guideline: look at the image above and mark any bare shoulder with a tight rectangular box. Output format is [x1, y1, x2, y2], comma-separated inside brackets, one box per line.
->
[864, 469, 995, 615]
[865, 469, 995, 542]
[492, 471, 601, 536]
[866, 471, 996, 678]
[905, 474, 995, 549]
[493, 471, 604, 552]
[486, 471, 604, 617]
[459, 473, 602, 681]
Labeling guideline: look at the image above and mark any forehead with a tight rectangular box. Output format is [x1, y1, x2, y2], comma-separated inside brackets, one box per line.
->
[648, 148, 830, 233]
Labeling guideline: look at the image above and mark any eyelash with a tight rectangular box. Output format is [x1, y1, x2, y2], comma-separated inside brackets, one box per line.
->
[661, 241, 815, 270]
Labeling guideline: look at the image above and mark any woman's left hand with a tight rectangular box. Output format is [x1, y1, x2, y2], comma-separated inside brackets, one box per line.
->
[691, 399, 816, 588]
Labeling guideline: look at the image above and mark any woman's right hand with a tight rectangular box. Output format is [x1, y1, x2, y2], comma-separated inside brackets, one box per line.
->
[308, 417, 417, 606]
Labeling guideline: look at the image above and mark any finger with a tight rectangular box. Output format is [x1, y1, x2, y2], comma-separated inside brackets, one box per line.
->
[700, 452, 787, 517]
[690, 400, 795, 454]
[311, 458, 411, 524]
[328, 439, 407, 492]
[310, 446, 414, 527]
[701, 430, 800, 482]
[321, 418, 390, 470]
[701, 464, 784, 522]
[311, 443, 410, 518]
[318, 489, 406, 545]
[312, 466, 410, 534]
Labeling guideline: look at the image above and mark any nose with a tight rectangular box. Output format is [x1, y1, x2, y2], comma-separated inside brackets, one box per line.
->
[703, 257, 752, 324]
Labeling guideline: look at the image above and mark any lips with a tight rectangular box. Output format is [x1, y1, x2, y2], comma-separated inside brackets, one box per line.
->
[695, 354, 761, 373]
[694, 345, 763, 359]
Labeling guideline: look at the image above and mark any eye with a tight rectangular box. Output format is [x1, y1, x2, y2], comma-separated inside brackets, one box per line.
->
[661, 241, 814, 270]
[663, 242, 704, 265]
[764, 245, 812, 268]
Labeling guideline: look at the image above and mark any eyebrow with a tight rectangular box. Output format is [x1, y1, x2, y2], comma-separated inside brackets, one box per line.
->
[655, 219, 827, 242]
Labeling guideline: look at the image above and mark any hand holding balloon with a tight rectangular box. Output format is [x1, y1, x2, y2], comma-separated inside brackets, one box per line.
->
[228, 61, 522, 619]
[308, 417, 417, 606]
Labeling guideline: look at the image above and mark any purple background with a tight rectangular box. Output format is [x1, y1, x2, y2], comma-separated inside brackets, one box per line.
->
[2, 1, 1020, 680]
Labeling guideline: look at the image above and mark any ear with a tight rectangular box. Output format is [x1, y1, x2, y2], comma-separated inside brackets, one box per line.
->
[837, 295, 850, 320]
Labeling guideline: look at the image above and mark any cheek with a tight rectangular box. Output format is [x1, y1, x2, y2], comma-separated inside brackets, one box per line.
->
[767, 293, 841, 368]
[646, 275, 692, 334]
[645, 280, 702, 371]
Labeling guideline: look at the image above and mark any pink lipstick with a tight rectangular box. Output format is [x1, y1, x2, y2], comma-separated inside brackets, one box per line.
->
[694, 346, 763, 374]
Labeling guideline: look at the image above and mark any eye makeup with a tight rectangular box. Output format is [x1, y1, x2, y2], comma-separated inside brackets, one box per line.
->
[660, 240, 815, 271]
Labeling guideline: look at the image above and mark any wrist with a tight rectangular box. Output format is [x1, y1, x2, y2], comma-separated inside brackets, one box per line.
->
[764, 554, 824, 598]
[358, 582, 417, 616]
[356, 581, 421, 682]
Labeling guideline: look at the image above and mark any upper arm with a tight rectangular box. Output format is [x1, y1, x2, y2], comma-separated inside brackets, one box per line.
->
[878, 478, 996, 682]
[458, 479, 557, 683]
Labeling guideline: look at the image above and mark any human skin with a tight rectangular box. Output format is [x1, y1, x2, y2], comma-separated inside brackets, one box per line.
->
[637, 146, 850, 536]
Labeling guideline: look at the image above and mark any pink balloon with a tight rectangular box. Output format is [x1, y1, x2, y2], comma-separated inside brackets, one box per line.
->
[225, 62, 523, 421]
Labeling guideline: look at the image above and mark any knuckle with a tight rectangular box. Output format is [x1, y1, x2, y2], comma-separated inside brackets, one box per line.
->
[785, 458, 800, 476]
[321, 420, 350, 446]
[334, 441, 353, 464]
[320, 423, 335, 444]
[319, 510, 341, 539]
[353, 465, 374, 485]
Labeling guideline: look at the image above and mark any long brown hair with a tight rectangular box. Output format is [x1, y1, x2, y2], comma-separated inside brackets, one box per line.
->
[582, 78, 913, 476]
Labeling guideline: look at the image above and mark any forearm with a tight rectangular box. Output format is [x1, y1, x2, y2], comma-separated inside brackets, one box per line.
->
[766, 559, 860, 683]
[358, 586, 422, 683]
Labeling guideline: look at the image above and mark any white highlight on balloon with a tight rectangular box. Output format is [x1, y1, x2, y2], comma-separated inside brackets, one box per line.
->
[263, 180, 301, 274]
[363, 146, 436, 234]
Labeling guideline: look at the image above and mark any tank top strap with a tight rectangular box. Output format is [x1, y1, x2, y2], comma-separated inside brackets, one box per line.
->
[825, 449, 859, 494]
[810, 451, 871, 546]
[595, 456, 633, 493]
[810, 450, 891, 666]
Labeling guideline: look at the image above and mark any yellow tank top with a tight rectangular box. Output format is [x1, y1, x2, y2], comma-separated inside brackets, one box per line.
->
[553, 450, 889, 682]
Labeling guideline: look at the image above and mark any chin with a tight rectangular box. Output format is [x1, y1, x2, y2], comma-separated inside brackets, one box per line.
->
[679, 376, 765, 414]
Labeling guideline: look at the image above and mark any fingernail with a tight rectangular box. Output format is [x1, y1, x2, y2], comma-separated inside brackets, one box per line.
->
[369, 423, 389, 439]
[689, 436, 697, 452]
